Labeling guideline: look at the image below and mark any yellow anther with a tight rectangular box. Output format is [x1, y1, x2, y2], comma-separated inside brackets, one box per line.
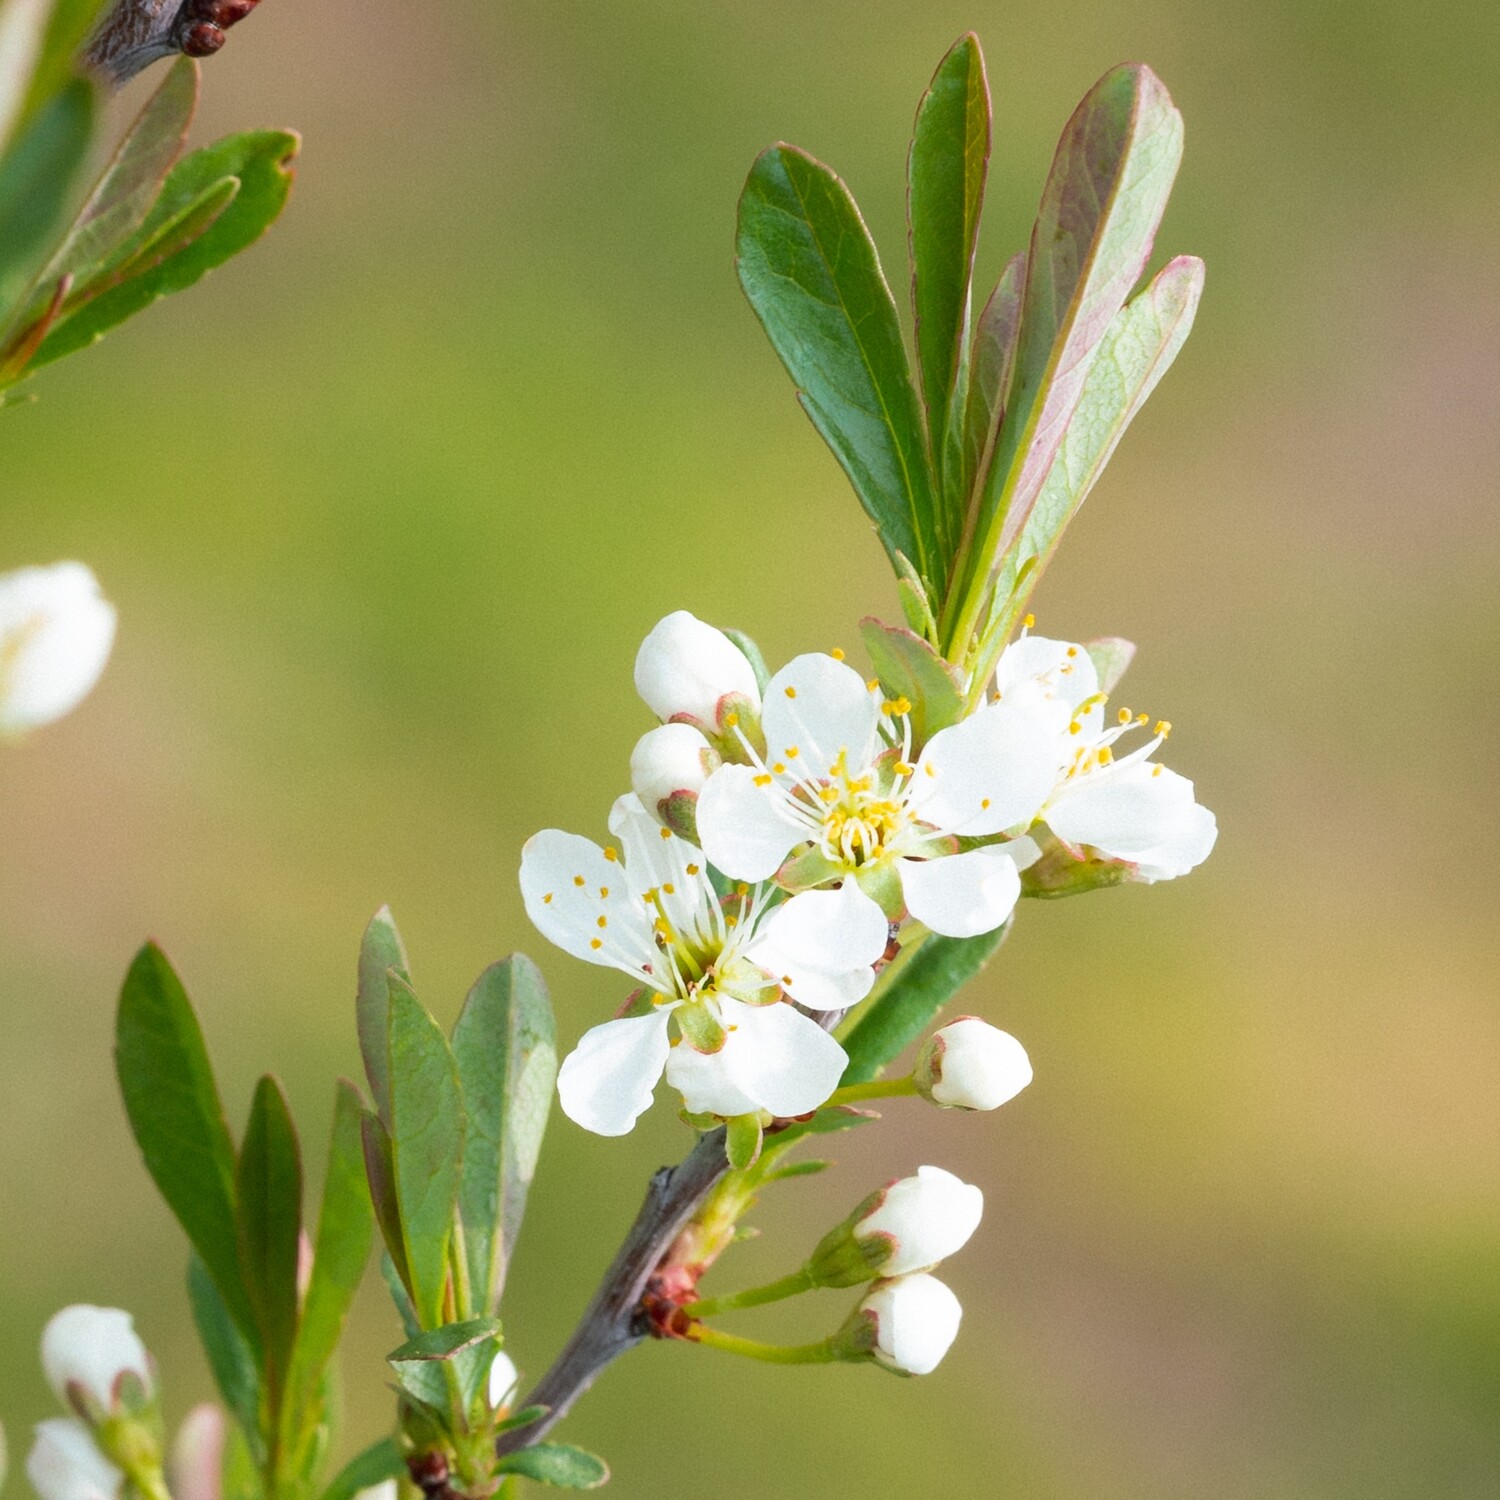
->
[784, 686, 798, 699]
[725, 916, 738, 930]
[1023, 613, 1036, 629]
[754, 773, 773, 788]
[736, 883, 749, 895]
[543, 893, 553, 904]
[573, 875, 585, 887]
[1136, 713, 1149, 725]
[894, 761, 915, 776]
[597, 916, 608, 929]
[590, 938, 602, 950]
[782, 975, 794, 986]
[1152, 764, 1163, 777]
[819, 787, 840, 803]
[686, 862, 701, 876]
[981, 797, 991, 810]
[1155, 719, 1172, 737]
[1119, 708, 1132, 725]
[880, 695, 913, 717]
[1066, 646, 1078, 658]
[773, 762, 786, 774]
[925, 763, 936, 778]
[603, 847, 619, 862]
[724, 711, 740, 727]
[831, 648, 845, 661]
[599, 886, 609, 898]
[653, 918, 670, 935]
[1069, 721, 1082, 735]
[1098, 746, 1114, 765]
[866, 678, 880, 692]
[786, 746, 799, 759]
[660, 827, 673, 840]
[662, 882, 676, 895]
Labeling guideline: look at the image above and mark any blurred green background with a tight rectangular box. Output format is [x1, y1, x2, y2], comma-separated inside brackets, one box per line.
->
[3, 1, 1498, 1495]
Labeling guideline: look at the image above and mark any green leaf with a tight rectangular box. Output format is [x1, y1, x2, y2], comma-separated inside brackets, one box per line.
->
[15, 0, 109, 130]
[946, 64, 1184, 649]
[388, 974, 465, 1328]
[30, 126, 299, 368]
[737, 142, 939, 586]
[956, 251, 1025, 513]
[764, 1103, 877, 1158]
[187, 1254, 261, 1458]
[993, 254, 1204, 631]
[722, 626, 771, 695]
[356, 906, 409, 1126]
[839, 926, 1010, 1083]
[726, 1112, 763, 1169]
[909, 32, 991, 552]
[361, 1110, 412, 1302]
[317, 1438, 403, 1500]
[496, 1444, 610, 1490]
[284, 1080, 374, 1448]
[0, 75, 95, 312]
[115, 943, 257, 1345]
[451, 955, 557, 1316]
[387, 1321, 505, 1418]
[388, 1317, 503, 1363]
[859, 617, 965, 745]
[236, 1075, 303, 1411]
[1083, 636, 1136, 696]
[0, 0, 56, 156]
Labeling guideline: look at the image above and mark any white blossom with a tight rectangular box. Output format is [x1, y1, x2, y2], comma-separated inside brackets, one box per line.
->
[856, 1166, 984, 1277]
[488, 1349, 519, 1409]
[860, 1273, 963, 1376]
[915, 1018, 1033, 1111]
[0, 563, 116, 737]
[26, 1421, 122, 1500]
[994, 634, 1216, 881]
[40, 1305, 152, 1414]
[634, 610, 760, 728]
[521, 793, 887, 1135]
[630, 722, 721, 825]
[697, 651, 1058, 938]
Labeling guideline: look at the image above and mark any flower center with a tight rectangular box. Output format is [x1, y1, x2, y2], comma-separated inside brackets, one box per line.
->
[813, 751, 913, 867]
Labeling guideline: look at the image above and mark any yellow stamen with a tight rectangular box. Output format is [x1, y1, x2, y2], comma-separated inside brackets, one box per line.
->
[573, 875, 585, 887]
[831, 648, 845, 661]
[754, 773, 773, 788]
[1155, 719, 1172, 737]
[773, 762, 786, 774]
[686, 862, 701, 876]
[1023, 613, 1035, 629]
[786, 746, 799, 759]
[725, 711, 740, 727]
[599, 886, 609, 897]
[660, 827, 673, 840]
[662, 882, 675, 895]
[604, 847, 619, 862]
[590, 938, 602, 950]
[784, 686, 797, 699]
[543, 893, 553, 904]
[1118, 708, 1132, 725]
[597, 916, 608, 929]
[894, 761, 915, 776]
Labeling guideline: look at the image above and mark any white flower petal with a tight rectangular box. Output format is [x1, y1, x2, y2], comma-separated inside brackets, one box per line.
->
[697, 764, 806, 881]
[993, 634, 1099, 713]
[719, 997, 848, 1118]
[899, 847, 1021, 939]
[664, 1037, 760, 1118]
[1048, 762, 1216, 880]
[607, 792, 718, 935]
[487, 1350, 519, 1409]
[749, 881, 890, 972]
[27, 1420, 122, 1500]
[863, 1273, 963, 1375]
[629, 722, 719, 813]
[519, 829, 658, 980]
[761, 652, 881, 779]
[41, 1305, 151, 1409]
[859, 1166, 984, 1276]
[913, 699, 1065, 836]
[556, 1011, 673, 1136]
[634, 609, 761, 723]
[0, 562, 116, 736]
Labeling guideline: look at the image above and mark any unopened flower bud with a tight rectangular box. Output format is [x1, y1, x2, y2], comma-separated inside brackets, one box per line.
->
[26, 1420, 123, 1500]
[633, 610, 760, 733]
[859, 1272, 963, 1375]
[0, 563, 116, 737]
[629, 723, 721, 838]
[807, 1165, 983, 1287]
[915, 1018, 1033, 1111]
[352, 1484, 397, 1500]
[41, 1306, 153, 1419]
[488, 1349, 519, 1410]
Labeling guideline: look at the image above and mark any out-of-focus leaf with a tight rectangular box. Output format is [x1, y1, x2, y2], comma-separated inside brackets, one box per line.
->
[317, 1439, 403, 1500]
[31, 127, 299, 368]
[361, 1109, 413, 1303]
[451, 955, 557, 1315]
[168, 1405, 227, 1500]
[356, 906, 409, 1127]
[188, 1254, 261, 1458]
[859, 617, 965, 745]
[18, 0, 108, 125]
[0, 75, 94, 314]
[737, 142, 939, 587]
[722, 626, 770, 695]
[379, 1251, 421, 1340]
[1084, 636, 1137, 696]
[956, 251, 1025, 512]
[993, 254, 1204, 632]
[388, 1318, 502, 1364]
[235, 1074, 302, 1411]
[284, 1080, 373, 1444]
[839, 925, 1010, 1083]
[909, 32, 990, 552]
[496, 1445, 610, 1490]
[0, 0, 55, 155]
[388, 974, 465, 1328]
[116, 943, 257, 1346]
[947, 64, 1184, 648]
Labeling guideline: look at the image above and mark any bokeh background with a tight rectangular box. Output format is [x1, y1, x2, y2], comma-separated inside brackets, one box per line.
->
[3, 1, 1498, 1495]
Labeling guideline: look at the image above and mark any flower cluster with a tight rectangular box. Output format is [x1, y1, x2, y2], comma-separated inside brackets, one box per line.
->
[0, 563, 115, 739]
[521, 610, 1214, 1137]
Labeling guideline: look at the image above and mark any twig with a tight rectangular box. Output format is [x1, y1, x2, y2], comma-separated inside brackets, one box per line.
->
[495, 1127, 730, 1453]
[83, 0, 267, 86]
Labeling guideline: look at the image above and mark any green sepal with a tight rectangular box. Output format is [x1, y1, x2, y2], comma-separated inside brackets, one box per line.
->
[852, 860, 905, 921]
[725, 1112, 764, 1169]
[1020, 830, 1131, 898]
[777, 845, 842, 893]
[677, 1002, 726, 1054]
[495, 1444, 610, 1490]
[496, 1404, 550, 1435]
[859, 617, 966, 745]
[1084, 636, 1136, 695]
[722, 626, 771, 695]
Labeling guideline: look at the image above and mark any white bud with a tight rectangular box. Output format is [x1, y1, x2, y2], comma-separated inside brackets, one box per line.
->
[633, 610, 760, 727]
[26, 1420, 122, 1500]
[629, 723, 721, 821]
[0, 563, 116, 737]
[488, 1349, 519, 1410]
[916, 1017, 1032, 1111]
[857, 1166, 983, 1276]
[352, 1484, 397, 1500]
[41, 1306, 152, 1415]
[860, 1273, 963, 1376]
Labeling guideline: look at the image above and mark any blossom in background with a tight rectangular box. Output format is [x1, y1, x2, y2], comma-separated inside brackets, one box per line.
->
[26, 1420, 123, 1500]
[634, 608, 760, 734]
[488, 1349, 519, 1410]
[521, 793, 887, 1135]
[994, 634, 1216, 881]
[41, 1305, 152, 1417]
[915, 1017, 1033, 1111]
[697, 651, 1060, 938]
[0, 562, 116, 738]
[857, 1272, 963, 1376]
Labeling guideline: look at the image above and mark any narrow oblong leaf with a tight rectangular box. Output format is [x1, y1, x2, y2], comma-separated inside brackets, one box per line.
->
[115, 943, 256, 1344]
[859, 617, 965, 745]
[451, 955, 557, 1315]
[388, 1318, 503, 1364]
[31, 127, 299, 369]
[993, 254, 1204, 631]
[0, 0, 56, 156]
[839, 925, 1010, 1083]
[317, 1439, 403, 1500]
[737, 142, 939, 586]
[909, 32, 991, 548]
[496, 1445, 610, 1490]
[388, 974, 465, 1328]
[187, 1255, 261, 1458]
[947, 64, 1184, 646]
[284, 1080, 374, 1438]
[356, 906, 409, 1126]
[955, 250, 1025, 515]
[361, 1111, 412, 1301]
[235, 1075, 303, 1406]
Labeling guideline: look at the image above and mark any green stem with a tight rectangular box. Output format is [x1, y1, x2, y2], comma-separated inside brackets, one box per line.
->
[688, 1324, 840, 1365]
[684, 1266, 816, 1318]
[827, 1074, 918, 1105]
